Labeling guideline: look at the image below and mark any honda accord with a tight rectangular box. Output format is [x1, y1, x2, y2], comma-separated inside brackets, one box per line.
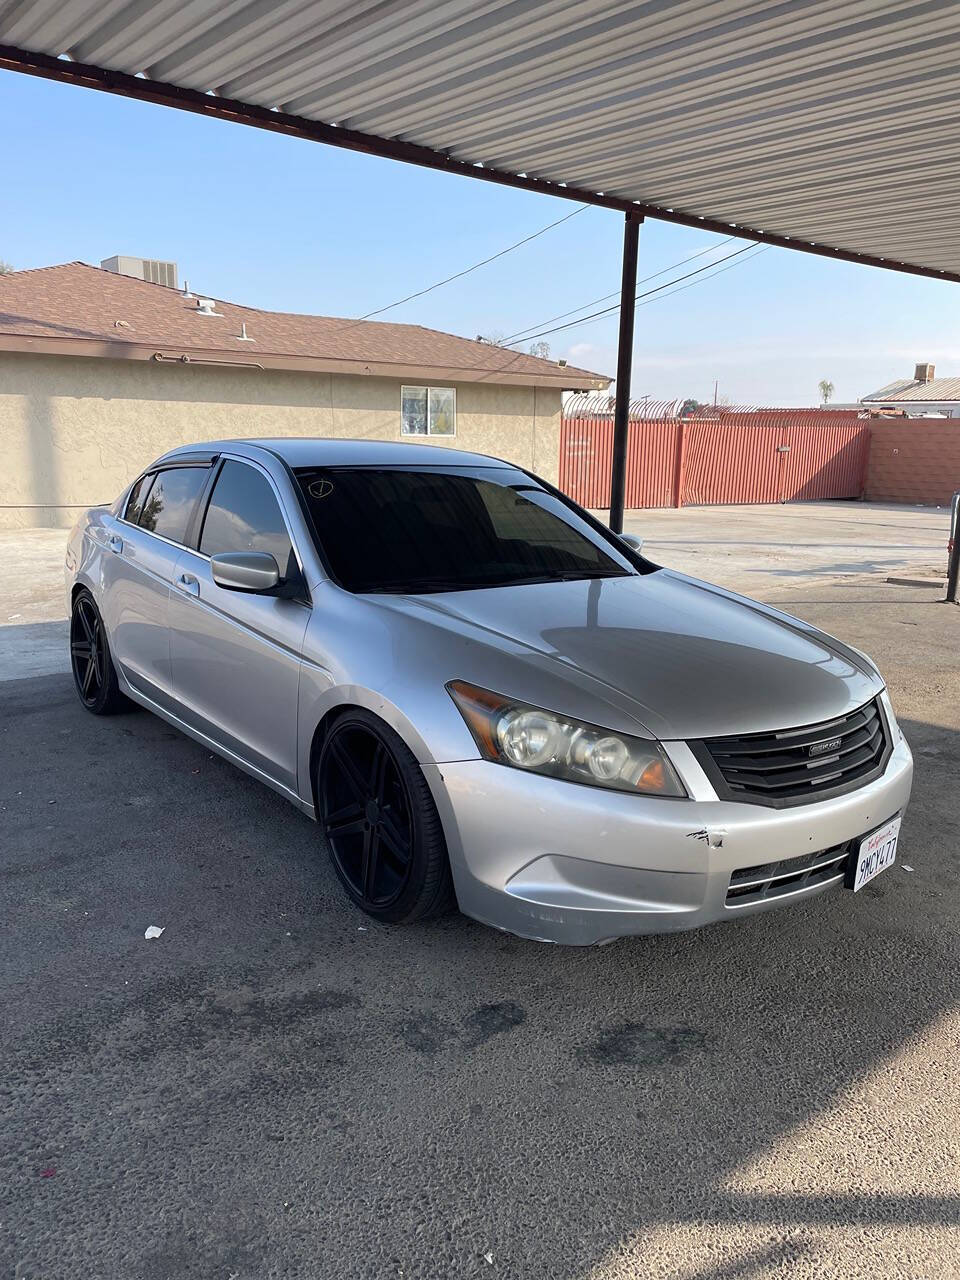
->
[65, 439, 912, 944]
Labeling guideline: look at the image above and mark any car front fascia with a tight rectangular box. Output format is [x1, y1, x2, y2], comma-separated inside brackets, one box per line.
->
[422, 730, 913, 945]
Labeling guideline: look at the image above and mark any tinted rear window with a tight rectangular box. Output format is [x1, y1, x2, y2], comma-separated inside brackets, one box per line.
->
[295, 467, 632, 593]
[124, 473, 155, 525]
[138, 467, 208, 544]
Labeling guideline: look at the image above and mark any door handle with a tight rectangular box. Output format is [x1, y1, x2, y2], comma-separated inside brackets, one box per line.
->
[175, 572, 200, 597]
[107, 534, 123, 554]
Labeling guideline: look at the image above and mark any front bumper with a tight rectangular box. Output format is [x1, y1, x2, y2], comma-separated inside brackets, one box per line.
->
[426, 733, 913, 945]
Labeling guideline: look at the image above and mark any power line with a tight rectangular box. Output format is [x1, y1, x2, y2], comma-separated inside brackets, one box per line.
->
[632, 244, 771, 312]
[348, 203, 590, 326]
[510, 241, 759, 344]
[501, 235, 738, 344]
[547, 244, 770, 348]
[509, 242, 761, 345]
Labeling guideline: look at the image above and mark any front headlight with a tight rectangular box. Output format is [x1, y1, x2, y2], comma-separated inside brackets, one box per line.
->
[447, 681, 686, 797]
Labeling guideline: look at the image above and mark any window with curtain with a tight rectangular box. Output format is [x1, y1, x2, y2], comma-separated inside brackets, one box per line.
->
[401, 386, 456, 436]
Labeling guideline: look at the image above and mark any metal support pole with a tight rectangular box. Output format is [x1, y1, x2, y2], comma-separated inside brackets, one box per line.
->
[946, 490, 960, 604]
[608, 211, 643, 533]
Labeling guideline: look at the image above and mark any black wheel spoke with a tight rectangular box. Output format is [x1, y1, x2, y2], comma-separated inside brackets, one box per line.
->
[330, 739, 369, 804]
[81, 657, 96, 695]
[77, 602, 95, 644]
[369, 742, 388, 801]
[360, 826, 380, 899]
[71, 641, 91, 659]
[324, 801, 365, 839]
[378, 809, 412, 867]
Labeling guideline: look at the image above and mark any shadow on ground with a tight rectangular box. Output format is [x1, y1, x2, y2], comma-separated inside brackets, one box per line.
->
[1, 663, 957, 1279]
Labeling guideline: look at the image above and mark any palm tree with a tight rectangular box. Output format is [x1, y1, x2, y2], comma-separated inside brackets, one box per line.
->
[0, 260, 14, 275]
[818, 378, 835, 405]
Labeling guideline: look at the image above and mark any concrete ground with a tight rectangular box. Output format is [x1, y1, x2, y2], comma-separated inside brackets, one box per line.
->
[612, 500, 951, 596]
[0, 528, 71, 680]
[2, 507, 958, 1279]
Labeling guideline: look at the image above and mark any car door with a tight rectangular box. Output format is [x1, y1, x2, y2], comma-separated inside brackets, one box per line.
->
[168, 457, 310, 794]
[100, 462, 212, 711]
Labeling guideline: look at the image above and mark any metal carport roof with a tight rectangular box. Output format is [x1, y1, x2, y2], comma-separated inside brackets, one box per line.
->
[3, 0, 960, 283]
[4, 0, 958, 535]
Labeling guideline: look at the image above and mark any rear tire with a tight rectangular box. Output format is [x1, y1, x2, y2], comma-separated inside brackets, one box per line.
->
[317, 709, 456, 924]
[70, 589, 127, 715]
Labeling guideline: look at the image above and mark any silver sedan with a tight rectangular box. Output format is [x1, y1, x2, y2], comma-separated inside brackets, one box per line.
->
[65, 438, 913, 944]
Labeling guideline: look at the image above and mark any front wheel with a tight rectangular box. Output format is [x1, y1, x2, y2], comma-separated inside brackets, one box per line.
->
[317, 710, 456, 924]
[70, 589, 127, 715]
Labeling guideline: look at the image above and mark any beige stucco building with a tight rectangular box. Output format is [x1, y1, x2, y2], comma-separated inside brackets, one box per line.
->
[1, 262, 607, 529]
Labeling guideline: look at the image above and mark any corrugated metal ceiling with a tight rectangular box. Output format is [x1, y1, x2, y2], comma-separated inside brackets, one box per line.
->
[2, 0, 960, 280]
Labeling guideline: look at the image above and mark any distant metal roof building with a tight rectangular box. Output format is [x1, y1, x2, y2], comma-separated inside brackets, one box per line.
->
[863, 364, 960, 405]
[3, 1, 960, 283]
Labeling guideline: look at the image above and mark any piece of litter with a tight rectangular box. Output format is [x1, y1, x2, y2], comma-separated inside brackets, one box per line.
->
[39, 1167, 56, 1178]
[902, 864, 914, 872]
[8, 613, 21, 620]
[483, 1252, 494, 1265]
[357, 926, 368, 932]
[144, 925, 165, 940]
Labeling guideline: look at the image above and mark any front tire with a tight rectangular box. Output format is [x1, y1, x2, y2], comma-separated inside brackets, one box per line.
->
[70, 589, 127, 715]
[317, 710, 455, 924]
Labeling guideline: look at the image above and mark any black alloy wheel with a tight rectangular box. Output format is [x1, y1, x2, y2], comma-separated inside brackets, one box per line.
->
[317, 711, 455, 923]
[69, 590, 126, 715]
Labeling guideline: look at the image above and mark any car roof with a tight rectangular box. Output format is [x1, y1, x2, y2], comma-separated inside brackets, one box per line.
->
[155, 437, 514, 470]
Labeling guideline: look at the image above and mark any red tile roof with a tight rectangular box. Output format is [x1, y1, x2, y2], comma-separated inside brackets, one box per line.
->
[0, 262, 608, 390]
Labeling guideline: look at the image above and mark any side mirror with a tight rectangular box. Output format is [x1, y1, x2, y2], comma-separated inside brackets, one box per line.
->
[619, 532, 644, 553]
[210, 551, 280, 593]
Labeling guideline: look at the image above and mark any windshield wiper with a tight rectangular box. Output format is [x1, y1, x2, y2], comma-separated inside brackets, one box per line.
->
[361, 579, 474, 594]
[552, 569, 633, 581]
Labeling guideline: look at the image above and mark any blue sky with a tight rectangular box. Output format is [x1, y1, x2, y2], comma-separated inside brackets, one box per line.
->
[3, 69, 959, 406]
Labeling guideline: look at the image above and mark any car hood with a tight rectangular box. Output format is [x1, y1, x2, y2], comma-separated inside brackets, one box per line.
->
[382, 569, 881, 741]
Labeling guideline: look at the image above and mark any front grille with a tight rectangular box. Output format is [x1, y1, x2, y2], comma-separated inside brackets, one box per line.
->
[693, 698, 890, 808]
[726, 842, 851, 906]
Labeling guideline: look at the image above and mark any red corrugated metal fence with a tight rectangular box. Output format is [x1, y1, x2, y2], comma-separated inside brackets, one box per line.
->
[559, 404, 870, 509]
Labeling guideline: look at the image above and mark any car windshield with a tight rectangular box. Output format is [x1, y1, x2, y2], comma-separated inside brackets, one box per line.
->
[295, 466, 636, 594]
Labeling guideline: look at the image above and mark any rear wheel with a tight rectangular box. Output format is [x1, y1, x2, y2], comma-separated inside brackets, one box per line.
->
[70, 590, 126, 715]
[317, 710, 455, 923]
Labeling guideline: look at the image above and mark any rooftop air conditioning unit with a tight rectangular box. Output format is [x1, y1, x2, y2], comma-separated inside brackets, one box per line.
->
[100, 255, 178, 289]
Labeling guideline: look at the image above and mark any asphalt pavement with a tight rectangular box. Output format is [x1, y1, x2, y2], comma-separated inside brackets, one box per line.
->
[2, 581, 958, 1278]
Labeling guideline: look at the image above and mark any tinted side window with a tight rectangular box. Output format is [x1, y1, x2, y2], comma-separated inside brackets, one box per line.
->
[124, 473, 155, 524]
[139, 467, 208, 544]
[199, 461, 294, 575]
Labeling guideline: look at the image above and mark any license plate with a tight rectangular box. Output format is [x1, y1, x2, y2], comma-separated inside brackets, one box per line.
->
[849, 816, 901, 891]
